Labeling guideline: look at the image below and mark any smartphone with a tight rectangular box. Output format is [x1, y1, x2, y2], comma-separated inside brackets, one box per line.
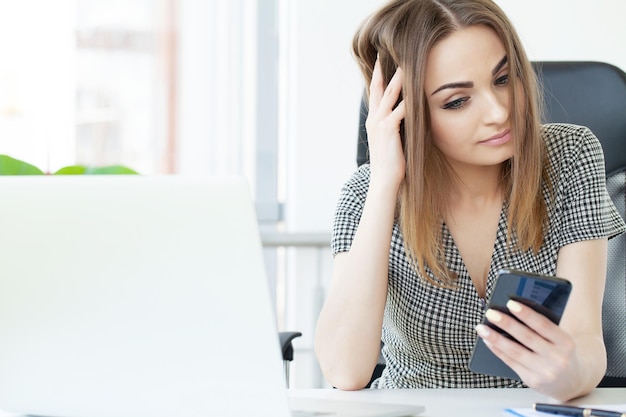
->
[468, 268, 572, 380]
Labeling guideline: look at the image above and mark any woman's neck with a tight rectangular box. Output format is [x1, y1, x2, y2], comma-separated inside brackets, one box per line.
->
[447, 163, 504, 208]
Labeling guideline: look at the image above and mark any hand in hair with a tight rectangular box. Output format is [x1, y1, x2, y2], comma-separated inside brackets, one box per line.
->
[365, 57, 406, 189]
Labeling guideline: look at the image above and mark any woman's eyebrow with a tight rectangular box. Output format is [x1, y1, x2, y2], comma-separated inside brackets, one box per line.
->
[430, 81, 473, 96]
[492, 55, 508, 75]
[430, 55, 509, 96]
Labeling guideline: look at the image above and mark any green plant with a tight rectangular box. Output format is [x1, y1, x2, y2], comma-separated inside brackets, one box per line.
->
[0, 154, 139, 175]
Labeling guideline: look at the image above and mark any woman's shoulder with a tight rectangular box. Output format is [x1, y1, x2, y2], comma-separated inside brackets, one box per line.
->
[341, 164, 371, 198]
[541, 122, 592, 141]
[333, 164, 371, 222]
[541, 122, 603, 163]
[541, 122, 606, 183]
[541, 123, 600, 150]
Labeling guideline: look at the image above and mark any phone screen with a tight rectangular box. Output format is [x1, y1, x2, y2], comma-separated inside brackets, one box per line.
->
[489, 269, 571, 325]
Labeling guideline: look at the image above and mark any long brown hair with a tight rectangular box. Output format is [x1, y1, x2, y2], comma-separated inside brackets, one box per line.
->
[352, 0, 548, 286]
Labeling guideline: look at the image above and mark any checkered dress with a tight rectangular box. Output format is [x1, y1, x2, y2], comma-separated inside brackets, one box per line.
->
[331, 123, 626, 388]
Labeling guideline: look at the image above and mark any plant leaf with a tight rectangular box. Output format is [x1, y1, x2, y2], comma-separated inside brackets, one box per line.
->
[53, 165, 139, 175]
[0, 155, 45, 175]
[53, 165, 87, 175]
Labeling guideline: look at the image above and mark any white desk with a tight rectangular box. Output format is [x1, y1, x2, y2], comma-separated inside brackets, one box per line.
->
[289, 387, 626, 417]
[0, 388, 622, 417]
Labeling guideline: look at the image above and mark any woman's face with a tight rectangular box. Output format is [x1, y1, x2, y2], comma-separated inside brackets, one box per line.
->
[424, 25, 514, 172]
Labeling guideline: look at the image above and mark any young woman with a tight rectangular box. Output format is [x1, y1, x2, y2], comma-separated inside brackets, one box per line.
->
[314, 0, 625, 401]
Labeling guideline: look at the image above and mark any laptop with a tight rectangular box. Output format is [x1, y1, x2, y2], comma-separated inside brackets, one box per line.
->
[0, 176, 424, 417]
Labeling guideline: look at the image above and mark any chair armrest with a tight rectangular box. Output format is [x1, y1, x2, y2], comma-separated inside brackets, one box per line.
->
[279, 331, 302, 362]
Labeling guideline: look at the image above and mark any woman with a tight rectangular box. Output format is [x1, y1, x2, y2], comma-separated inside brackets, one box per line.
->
[314, 0, 625, 401]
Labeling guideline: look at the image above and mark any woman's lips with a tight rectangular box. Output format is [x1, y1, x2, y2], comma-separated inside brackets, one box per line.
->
[480, 129, 511, 145]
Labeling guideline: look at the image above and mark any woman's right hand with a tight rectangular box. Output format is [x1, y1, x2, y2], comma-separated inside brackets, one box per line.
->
[366, 58, 406, 187]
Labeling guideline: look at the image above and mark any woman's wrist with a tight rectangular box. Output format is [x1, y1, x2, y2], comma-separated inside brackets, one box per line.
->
[368, 172, 403, 199]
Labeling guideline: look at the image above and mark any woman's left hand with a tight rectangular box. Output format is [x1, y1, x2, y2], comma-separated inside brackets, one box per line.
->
[475, 299, 581, 399]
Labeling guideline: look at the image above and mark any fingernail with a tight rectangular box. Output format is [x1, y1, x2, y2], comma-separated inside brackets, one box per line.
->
[485, 309, 502, 323]
[507, 299, 522, 313]
[476, 324, 490, 337]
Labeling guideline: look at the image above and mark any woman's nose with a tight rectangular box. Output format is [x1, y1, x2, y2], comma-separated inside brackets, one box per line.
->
[483, 91, 509, 124]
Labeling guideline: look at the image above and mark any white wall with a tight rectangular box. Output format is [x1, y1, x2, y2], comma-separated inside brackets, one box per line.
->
[283, 0, 382, 232]
[496, 0, 626, 72]
[285, 0, 626, 388]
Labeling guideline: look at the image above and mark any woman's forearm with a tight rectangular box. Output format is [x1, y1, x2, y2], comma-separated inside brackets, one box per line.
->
[315, 180, 400, 389]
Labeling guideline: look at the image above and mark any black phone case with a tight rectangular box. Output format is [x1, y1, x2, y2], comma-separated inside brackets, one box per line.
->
[468, 268, 572, 381]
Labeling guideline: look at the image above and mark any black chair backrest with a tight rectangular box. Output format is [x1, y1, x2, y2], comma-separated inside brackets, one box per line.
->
[356, 61, 626, 387]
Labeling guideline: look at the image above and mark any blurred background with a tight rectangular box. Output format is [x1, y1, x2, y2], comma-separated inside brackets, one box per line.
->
[1, 0, 624, 388]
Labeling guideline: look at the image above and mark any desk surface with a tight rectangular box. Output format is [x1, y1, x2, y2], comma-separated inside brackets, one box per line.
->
[0, 388, 622, 417]
[289, 387, 626, 417]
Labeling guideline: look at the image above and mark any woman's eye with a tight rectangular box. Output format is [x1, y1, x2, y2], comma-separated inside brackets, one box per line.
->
[442, 97, 469, 110]
[495, 74, 509, 85]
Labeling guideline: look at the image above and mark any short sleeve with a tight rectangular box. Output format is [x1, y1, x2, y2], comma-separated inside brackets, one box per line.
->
[551, 125, 626, 246]
[331, 165, 371, 255]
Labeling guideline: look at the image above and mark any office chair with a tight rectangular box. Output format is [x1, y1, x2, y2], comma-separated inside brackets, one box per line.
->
[356, 61, 626, 387]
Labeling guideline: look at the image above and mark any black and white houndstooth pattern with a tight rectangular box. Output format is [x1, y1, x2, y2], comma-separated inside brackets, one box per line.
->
[331, 123, 626, 389]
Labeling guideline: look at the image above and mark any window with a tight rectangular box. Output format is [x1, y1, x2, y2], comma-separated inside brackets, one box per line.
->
[75, 0, 176, 174]
[0, 1, 178, 174]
